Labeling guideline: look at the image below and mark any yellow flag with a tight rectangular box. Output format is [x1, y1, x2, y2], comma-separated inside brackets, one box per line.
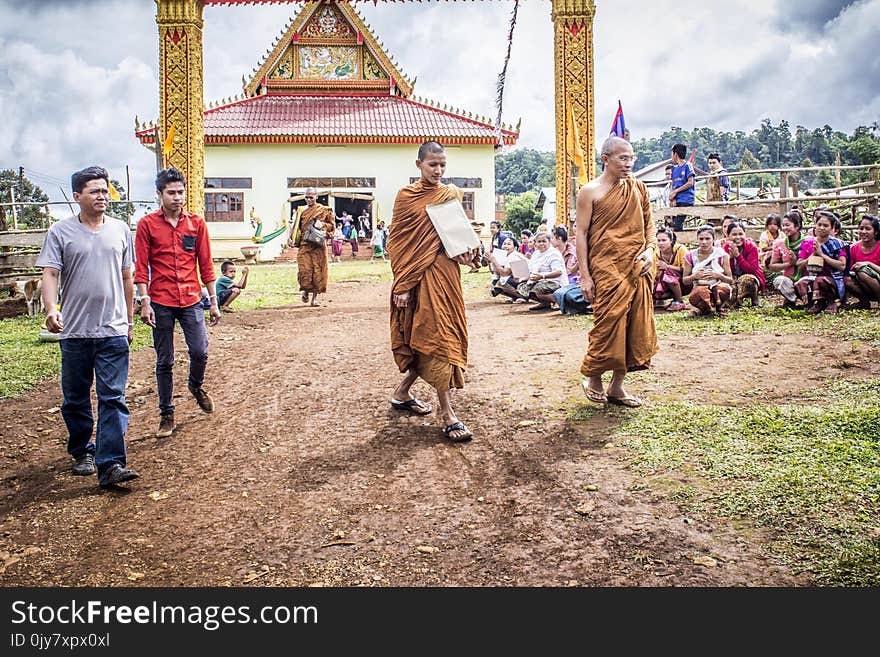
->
[566, 103, 588, 187]
[108, 180, 121, 201]
[163, 124, 176, 157]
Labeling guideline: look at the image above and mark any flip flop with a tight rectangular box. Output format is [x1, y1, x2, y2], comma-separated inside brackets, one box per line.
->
[442, 421, 473, 442]
[391, 398, 433, 416]
[606, 395, 642, 408]
[581, 380, 607, 404]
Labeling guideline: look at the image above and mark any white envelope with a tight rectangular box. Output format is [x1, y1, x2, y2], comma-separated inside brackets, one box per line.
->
[508, 256, 531, 280]
[425, 198, 481, 259]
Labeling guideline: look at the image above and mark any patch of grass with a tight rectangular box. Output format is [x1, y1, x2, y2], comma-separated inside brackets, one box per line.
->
[0, 315, 61, 398]
[566, 404, 603, 422]
[595, 398, 880, 585]
[461, 270, 493, 302]
[565, 305, 880, 342]
[0, 316, 152, 399]
[231, 261, 393, 311]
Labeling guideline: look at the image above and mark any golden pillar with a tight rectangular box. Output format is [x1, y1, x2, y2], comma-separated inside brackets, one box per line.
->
[551, 0, 596, 226]
[157, 0, 205, 216]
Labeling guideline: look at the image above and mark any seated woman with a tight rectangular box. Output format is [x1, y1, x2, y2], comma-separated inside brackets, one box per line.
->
[722, 220, 765, 307]
[794, 210, 848, 314]
[550, 225, 579, 284]
[514, 232, 567, 310]
[488, 237, 527, 301]
[845, 214, 880, 309]
[758, 213, 782, 270]
[682, 225, 734, 317]
[653, 227, 689, 311]
[767, 210, 805, 308]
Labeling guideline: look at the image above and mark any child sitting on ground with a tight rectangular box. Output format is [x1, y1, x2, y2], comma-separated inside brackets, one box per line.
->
[215, 261, 249, 313]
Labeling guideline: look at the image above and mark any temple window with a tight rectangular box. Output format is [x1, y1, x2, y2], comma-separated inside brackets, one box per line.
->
[408, 177, 482, 188]
[287, 177, 376, 189]
[204, 192, 245, 222]
[461, 192, 475, 219]
[205, 177, 253, 189]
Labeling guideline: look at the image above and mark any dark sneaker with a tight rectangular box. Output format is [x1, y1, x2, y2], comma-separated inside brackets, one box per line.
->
[156, 413, 175, 438]
[72, 453, 96, 476]
[98, 464, 139, 488]
[188, 385, 214, 413]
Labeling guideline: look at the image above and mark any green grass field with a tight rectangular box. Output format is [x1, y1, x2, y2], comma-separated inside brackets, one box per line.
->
[0, 260, 392, 397]
[602, 384, 880, 586]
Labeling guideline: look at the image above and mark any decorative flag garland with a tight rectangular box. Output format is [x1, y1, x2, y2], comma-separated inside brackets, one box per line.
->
[494, 0, 519, 146]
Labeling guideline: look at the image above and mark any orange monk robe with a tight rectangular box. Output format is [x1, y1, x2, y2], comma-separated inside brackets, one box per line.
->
[296, 203, 334, 294]
[388, 181, 478, 391]
[580, 177, 659, 376]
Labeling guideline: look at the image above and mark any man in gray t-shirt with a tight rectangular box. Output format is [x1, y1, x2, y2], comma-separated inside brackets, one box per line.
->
[37, 166, 139, 488]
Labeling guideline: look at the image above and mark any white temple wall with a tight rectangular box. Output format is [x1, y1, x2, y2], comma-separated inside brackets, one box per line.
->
[203, 142, 497, 261]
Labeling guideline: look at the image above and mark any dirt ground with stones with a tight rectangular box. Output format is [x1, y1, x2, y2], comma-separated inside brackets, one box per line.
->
[2, 276, 877, 587]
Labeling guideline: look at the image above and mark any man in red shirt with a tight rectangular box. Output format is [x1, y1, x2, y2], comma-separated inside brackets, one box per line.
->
[135, 168, 221, 438]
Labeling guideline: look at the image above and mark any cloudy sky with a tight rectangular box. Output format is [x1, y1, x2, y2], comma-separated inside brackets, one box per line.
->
[0, 0, 876, 203]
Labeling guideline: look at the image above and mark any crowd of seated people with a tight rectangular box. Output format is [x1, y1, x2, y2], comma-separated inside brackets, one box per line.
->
[486, 211, 880, 318]
[677, 210, 880, 316]
[487, 225, 589, 313]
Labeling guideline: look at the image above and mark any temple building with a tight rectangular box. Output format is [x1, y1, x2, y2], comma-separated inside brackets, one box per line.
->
[136, 2, 519, 260]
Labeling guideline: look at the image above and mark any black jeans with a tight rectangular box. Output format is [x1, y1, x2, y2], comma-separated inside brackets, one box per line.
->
[670, 201, 694, 231]
[152, 302, 208, 416]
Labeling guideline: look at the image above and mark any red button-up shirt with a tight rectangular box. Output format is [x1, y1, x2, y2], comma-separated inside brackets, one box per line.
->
[134, 208, 216, 308]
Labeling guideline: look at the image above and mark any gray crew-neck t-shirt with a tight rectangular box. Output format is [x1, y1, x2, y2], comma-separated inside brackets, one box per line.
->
[36, 215, 134, 339]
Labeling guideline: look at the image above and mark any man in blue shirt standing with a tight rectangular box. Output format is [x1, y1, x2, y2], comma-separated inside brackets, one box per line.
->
[669, 143, 695, 231]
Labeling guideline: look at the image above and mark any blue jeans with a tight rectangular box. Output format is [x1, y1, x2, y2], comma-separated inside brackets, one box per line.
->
[59, 336, 130, 476]
[152, 302, 209, 416]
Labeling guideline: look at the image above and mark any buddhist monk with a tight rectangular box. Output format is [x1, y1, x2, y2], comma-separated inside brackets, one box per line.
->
[576, 136, 658, 407]
[387, 141, 481, 442]
[295, 187, 334, 306]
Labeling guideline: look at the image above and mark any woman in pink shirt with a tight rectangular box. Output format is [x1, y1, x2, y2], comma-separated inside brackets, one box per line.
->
[845, 214, 880, 308]
[722, 221, 765, 308]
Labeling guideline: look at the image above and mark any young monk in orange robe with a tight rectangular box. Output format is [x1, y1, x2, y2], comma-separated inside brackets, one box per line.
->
[576, 137, 658, 407]
[295, 186, 335, 306]
[387, 141, 481, 442]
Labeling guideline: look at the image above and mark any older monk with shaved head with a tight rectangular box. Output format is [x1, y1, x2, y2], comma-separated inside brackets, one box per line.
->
[295, 187, 335, 306]
[575, 136, 658, 407]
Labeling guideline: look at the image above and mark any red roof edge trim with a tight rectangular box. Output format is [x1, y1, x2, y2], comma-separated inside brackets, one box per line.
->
[398, 96, 519, 137]
[204, 94, 262, 115]
[263, 90, 389, 98]
[204, 135, 514, 146]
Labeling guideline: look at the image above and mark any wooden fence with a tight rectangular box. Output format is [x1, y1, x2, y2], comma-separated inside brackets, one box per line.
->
[0, 200, 153, 286]
[648, 163, 880, 234]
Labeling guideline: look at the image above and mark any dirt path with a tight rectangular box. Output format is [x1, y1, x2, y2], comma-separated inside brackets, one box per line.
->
[5, 277, 876, 586]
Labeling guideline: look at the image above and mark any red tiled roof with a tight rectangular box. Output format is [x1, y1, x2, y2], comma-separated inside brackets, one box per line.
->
[137, 94, 517, 146]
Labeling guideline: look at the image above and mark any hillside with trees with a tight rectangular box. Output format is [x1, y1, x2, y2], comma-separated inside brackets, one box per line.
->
[628, 120, 880, 188]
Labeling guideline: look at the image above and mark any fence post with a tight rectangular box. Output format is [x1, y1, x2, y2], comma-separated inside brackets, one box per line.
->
[868, 166, 879, 216]
[9, 188, 18, 230]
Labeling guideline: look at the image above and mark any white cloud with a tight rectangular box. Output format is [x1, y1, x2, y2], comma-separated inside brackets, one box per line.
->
[0, 0, 876, 204]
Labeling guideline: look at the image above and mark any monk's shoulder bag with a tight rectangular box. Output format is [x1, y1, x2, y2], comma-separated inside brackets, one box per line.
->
[303, 220, 327, 246]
